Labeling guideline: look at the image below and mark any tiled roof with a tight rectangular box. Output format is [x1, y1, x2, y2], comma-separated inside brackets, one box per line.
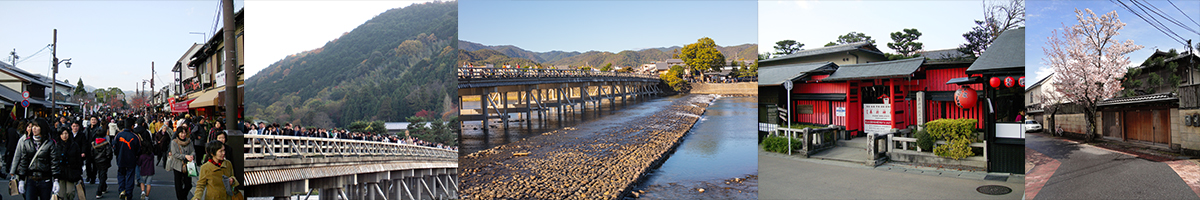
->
[822, 57, 925, 81]
[967, 28, 1024, 73]
[758, 62, 837, 86]
[1098, 92, 1176, 106]
[761, 41, 884, 63]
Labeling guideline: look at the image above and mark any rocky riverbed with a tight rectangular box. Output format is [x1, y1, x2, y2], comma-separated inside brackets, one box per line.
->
[460, 94, 719, 200]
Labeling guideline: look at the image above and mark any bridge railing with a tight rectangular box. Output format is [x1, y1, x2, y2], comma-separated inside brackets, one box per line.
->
[458, 67, 660, 80]
[243, 135, 458, 160]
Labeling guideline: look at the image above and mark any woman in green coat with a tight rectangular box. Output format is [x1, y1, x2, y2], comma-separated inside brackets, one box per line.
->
[192, 141, 237, 200]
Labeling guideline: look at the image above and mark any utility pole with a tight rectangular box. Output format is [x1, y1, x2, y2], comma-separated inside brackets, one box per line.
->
[51, 29, 57, 116]
[221, 0, 244, 190]
[151, 62, 155, 107]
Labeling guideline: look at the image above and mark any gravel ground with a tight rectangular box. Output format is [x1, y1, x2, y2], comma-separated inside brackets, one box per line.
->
[459, 94, 718, 200]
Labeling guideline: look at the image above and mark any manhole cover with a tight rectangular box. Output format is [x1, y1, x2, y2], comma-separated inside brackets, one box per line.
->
[976, 185, 1012, 195]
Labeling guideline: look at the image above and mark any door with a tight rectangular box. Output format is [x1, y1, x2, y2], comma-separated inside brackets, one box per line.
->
[1153, 109, 1170, 144]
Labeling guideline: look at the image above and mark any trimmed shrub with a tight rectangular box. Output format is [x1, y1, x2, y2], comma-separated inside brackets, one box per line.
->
[913, 128, 934, 152]
[924, 118, 978, 159]
[762, 136, 803, 153]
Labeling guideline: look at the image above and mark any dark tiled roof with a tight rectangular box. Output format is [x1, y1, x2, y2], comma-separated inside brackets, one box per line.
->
[1098, 92, 1176, 106]
[822, 57, 925, 81]
[918, 48, 970, 60]
[967, 28, 1024, 73]
[758, 62, 837, 86]
[761, 41, 884, 63]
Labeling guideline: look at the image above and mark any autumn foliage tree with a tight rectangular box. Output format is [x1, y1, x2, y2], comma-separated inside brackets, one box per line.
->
[680, 37, 726, 76]
[1043, 8, 1142, 142]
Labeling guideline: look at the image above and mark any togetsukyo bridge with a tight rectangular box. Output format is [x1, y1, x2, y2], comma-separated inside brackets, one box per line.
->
[242, 135, 459, 200]
[456, 67, 664, 131]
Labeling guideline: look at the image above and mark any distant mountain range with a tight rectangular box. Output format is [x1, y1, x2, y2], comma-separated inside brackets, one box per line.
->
[459, 40, 757, 68]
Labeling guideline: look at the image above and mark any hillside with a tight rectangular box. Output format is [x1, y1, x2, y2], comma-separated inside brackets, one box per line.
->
[245, 1, 457, 129]
[459, 40, 757, 68]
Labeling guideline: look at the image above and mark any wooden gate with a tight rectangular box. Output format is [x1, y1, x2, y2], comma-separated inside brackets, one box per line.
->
[1122, 109, 1170, 144]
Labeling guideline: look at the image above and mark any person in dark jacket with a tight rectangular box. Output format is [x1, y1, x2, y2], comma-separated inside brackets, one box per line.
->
[11, 119, 61, 200]
[90, 116, 114, 198]
[4, 120, 26, 178]
[114, 118, 140, 200]
[134, 118, 155, 200]
[55, 125, 85, 200]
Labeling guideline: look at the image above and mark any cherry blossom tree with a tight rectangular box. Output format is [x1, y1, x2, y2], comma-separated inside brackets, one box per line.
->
[1043, 8, 1143, 142]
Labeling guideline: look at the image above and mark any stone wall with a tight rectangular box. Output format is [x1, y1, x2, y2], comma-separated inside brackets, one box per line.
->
[1177, 109, 1200, 155]
[691, 82, 758, 95]
[1044, 113, 1096, 134]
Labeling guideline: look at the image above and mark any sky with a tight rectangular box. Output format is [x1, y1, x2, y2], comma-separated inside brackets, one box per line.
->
[759, 1, 986, 57]
[0, 1, 243, 91]
[245, 1, 435, 78]
[1027, 0, 1200, 87]
[459, 0, 757, 53]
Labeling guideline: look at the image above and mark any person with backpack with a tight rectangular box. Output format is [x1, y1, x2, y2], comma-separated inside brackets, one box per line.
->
[134, 118, 156, 200]
[90, 116, 114, 199]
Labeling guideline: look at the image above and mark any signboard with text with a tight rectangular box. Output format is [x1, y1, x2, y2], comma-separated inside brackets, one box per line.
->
[863, 103, 892, 134]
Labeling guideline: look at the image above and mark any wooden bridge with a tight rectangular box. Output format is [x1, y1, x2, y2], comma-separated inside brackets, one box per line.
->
[457, 67, 664, 131]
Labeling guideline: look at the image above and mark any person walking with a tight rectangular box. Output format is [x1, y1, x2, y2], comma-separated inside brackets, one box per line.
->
[134, 118, 156, 200]
[115, 118, 140, 200]
[192, 141, 237, 200]
[168, 123, 195, 200]
[91, 116, 114, 199]
[11, 119, 61, 200]
[55, 127, 85, 200]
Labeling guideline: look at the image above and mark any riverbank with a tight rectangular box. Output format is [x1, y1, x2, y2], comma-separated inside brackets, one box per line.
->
[459, 94, 719, 200]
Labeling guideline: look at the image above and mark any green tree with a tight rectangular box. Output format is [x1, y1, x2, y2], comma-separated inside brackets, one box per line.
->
[958, 19, 994, 57]
[74, 79, 87, 97]
[824, 42, 838, 47]
[660, 65, 688, 92]
[773, 40, 803, 56]
[600, 63, 613, 72]
[758, 53, 771, 60]
[680, 37, 726, 76]
[741, 60, 758, 77]
[347, 120, 386, 134]
[887, 28, 924, 57]
[836, 32, 875, 44]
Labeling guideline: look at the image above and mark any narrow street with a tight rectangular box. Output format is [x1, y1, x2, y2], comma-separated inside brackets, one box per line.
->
[1025, 132, 1200, 199]
[759, 150, 1023, 199]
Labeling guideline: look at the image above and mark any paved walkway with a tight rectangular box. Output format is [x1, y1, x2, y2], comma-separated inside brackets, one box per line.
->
[1025, 133, 1200, 199]
[759, 151, 1023, 199]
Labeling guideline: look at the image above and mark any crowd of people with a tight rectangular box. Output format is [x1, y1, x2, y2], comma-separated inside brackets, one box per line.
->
[2, 110, 240, 200]
[244, 122, 456, 151]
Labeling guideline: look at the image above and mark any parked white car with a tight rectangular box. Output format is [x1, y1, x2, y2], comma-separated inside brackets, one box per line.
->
[1024, 120, 1042, 132]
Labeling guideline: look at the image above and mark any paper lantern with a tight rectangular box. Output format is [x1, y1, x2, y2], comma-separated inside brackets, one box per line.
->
[954, 87, 977, 109]
[989, 77, 1002, 88]
[1019, 76, 1026, 87]
[1004, 76, 1015, 87]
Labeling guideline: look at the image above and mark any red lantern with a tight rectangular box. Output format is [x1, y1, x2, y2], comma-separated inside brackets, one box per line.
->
[955, 87, 977, 109]
[989, 77, 1002, 88]
[1019, 76, 1026, 87]
[1004, 76, 1015, 87]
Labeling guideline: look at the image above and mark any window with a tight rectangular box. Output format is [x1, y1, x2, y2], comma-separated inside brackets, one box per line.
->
[797, 104, 814, 114]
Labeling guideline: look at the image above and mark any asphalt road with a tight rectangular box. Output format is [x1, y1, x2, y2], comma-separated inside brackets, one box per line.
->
[0, 159, 189, 200]
[1026, 133, 1199, 200]
[759, 151, 1023, 199]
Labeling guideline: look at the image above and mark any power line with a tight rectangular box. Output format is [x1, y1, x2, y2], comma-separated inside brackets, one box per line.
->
[14, 44, 51, 65]
[1113, 0, 1188, 46]
[1136, 0, 1198, 35]
[1167, 0, 1200, 27]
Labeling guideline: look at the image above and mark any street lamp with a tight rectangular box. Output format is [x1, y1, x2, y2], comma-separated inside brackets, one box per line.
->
[52, 58, 71, 116]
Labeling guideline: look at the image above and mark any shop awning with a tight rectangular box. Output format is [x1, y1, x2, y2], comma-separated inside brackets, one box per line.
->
[189, 90, 221, 108]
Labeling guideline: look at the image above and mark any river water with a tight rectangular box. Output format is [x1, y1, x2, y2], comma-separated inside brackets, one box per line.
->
[460, 95, 668, 155]
[632, 96, 759, 199]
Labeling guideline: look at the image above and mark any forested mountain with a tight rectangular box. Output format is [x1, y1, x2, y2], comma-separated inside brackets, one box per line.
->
[246, 1, 457, 129]
[459, 40, 757, 68]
